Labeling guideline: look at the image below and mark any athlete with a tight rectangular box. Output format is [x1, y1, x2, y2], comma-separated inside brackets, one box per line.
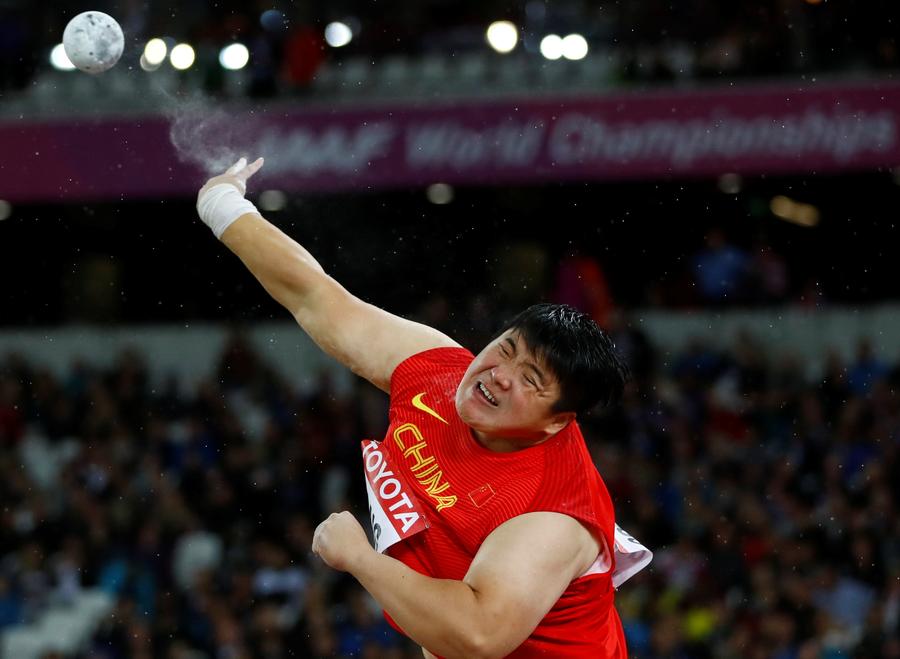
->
[196, 158, 651, 659]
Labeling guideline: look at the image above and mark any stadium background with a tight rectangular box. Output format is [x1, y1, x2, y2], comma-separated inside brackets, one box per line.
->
[1, 1, 899, 658]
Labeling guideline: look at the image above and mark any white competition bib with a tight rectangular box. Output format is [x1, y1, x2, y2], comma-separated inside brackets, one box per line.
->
[611, 524, 653, 588]
[582, 523, 653, 588]
[361, 440, 429, 553]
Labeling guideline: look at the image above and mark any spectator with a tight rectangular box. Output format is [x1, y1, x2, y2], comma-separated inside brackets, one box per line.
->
[0, 575, 23, 628]
[847, 338, 890, 397]
[692, 228, 750, 305]
[0, 314, 898, 657]
[750, 239, 790, 304]
[552, 250, 617, 329]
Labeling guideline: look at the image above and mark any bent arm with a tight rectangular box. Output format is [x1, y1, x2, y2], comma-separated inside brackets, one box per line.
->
[218, 211, 459, 392]
[349, 512, 600, 659]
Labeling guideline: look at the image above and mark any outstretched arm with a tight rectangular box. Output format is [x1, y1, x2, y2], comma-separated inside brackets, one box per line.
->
[312, 511, 601, 659]
[196, 158, 459, 392]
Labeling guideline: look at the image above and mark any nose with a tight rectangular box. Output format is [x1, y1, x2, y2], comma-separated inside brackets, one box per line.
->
[490, 366, 511, 390]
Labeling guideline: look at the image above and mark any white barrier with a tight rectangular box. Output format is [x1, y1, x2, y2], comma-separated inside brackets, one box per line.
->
[0, 321, 354, 395]
[1, 306, 899, 386]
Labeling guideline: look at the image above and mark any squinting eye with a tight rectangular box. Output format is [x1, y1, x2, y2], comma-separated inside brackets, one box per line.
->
[524, 377, 536, 387]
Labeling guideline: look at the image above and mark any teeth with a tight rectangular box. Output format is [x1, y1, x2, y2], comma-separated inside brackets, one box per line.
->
[478, 382, 497, 405]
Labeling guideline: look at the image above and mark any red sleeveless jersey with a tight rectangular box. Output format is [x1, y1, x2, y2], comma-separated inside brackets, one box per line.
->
[375, 347, 628, 658]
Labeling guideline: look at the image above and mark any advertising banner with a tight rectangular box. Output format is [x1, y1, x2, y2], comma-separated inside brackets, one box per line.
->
[1, 79, 898, 202]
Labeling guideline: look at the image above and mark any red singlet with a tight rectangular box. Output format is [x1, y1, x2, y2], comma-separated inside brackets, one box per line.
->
[373, 347, 628, 658]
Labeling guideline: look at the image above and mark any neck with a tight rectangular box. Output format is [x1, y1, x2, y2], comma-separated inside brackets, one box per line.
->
[471, 428, 555, 453]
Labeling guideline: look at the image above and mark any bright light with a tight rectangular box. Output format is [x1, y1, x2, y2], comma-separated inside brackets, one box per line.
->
[426, 183, 454, 205]
[770, 195, 795, 217]
[258, 190, 287, 212]
[561, 34, 589, 60]
[770, 195, 820, 227]
[169, 43, 196, 70]
[486, 21, 518, 54]
[139, 53, 159, 71]
[793, 204, 820, 226]
[144, 38, 167, 66]
[325, 22, 353, 48]
[718, 173, 742, 194]
[0, 200, 11, 221]
[50, 43, 76, 71]
[540, 35, 564, 60]
[219, 43, 250, 70]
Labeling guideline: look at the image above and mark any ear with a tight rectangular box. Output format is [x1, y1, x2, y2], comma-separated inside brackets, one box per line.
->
[544, 411, 576, 437]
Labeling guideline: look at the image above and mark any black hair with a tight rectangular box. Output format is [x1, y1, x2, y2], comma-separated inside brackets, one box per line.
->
[503, 303, 629, 415]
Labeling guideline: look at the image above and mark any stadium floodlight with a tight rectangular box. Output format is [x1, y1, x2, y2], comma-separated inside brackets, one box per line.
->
[219, 43, 250, 70]
[144, 38, 167, 66]
[718, 173, 742, 194]
[426, 183, 454, 205]
[486, 21, 518, 54]
[325, 22, 353, 48]
[793, 204, 820, 226]
[170, 43, 196, 70]
[770, 195, 820, 227]
[561, 34, 589, 60]
[540, 34, 564, 60]
[50, 43, 76, 71]
[259, 190, 288, 212]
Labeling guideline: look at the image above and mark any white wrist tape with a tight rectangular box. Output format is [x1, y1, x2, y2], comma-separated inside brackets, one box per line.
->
[196, 183, 260, 239]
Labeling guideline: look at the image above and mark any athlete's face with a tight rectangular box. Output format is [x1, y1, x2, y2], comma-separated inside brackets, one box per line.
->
[455, 330, 575, 447]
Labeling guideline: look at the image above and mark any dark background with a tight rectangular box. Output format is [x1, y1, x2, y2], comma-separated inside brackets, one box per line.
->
[1, 2, 899, 659]
[2, 171, 899, 326]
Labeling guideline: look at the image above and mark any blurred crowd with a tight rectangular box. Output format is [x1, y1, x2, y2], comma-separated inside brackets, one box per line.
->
[1, 0, 898, 94]
[1, 306, 898, 658]
[605, 328, 899, 658]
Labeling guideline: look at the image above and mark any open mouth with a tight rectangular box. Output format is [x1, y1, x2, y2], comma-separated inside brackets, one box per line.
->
[476, 381, 498, 406]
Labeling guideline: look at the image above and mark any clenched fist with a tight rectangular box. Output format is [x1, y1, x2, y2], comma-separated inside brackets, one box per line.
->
[312, 511, 373, 573]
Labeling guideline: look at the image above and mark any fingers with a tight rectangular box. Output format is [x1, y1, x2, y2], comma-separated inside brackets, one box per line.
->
[218, 157, 263, 197]
[235, 157, 264, 182]
[311, 513, 342, 557]
[311, 524, 321, 555]
[224, 156, 263, 178]
[225, 157, 247, 175]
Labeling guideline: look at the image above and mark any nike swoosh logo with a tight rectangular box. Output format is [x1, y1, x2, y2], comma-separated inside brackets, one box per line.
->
[411, 392, 449, 425]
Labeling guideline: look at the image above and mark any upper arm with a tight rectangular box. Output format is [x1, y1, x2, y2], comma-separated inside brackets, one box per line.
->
[295, 274, 460, 392]
[462, 512, 602, 658]
[219, 212, 459, 392]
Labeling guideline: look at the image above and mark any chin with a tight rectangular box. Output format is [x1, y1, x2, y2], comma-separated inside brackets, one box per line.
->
[455, 387, 491, 431]
[454, 395, 479, 429]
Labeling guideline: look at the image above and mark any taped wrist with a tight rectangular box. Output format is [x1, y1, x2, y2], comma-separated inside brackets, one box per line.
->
[196, 183, 260, 239]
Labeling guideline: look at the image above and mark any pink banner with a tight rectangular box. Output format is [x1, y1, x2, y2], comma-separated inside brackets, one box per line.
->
[1, 80, 898, 202]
